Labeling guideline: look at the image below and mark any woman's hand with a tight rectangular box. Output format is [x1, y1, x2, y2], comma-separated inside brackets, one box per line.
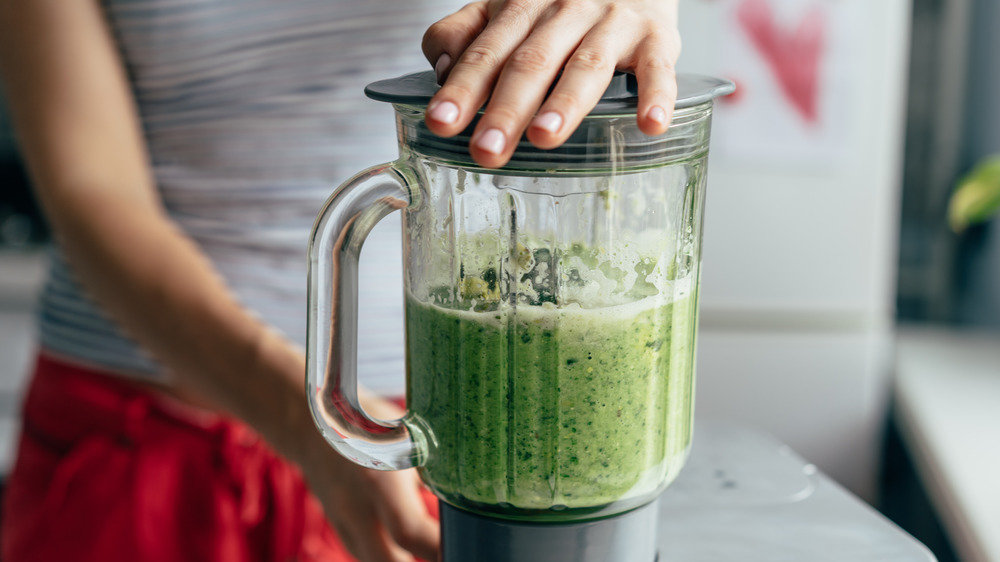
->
[299, 430, 439, 562]
[422, 0, 681, 168]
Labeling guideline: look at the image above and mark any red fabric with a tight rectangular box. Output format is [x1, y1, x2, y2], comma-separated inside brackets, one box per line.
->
[1, 354, 438, 562]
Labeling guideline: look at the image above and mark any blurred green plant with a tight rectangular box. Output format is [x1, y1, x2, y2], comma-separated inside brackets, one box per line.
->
[948, 156, 1000, 233]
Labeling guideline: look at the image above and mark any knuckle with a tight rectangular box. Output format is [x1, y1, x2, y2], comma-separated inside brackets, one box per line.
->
[602, 1, 640, 24]
[639, 55, 677, 75]
[554, 0, 588, 16]
[461, 43, 502, 71]
[545, 91, 583, 116]
[423, 19, 481, 55]
[484, 103, 521, 125]
[501, 0, 535, 20]
[567, 48, 612, 73]
[422, 20, 449, 45]
[641, 55, 673, 72]
[508, 45, 553, 74]
[646, 25, 682, 57]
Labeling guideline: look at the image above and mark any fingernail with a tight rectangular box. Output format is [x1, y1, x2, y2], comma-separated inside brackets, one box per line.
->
[475, 128, 506, 155]
[647, 105, 667, 126]
[428, 100, 459, 125]
[434, 53, 452, 84]
[532, 111, 563, 134]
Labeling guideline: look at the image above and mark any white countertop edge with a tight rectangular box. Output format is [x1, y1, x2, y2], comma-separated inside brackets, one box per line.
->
[893, 325, 1000, 562]
[893, 385, 991, 562]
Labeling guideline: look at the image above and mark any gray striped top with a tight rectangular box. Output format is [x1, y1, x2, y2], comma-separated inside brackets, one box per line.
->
[39, 0, 461, 389]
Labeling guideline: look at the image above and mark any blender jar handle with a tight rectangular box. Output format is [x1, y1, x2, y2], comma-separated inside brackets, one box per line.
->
[306, 162, 424, 471]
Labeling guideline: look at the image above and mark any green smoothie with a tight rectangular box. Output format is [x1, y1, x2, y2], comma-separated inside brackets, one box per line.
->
[405, 286, 697, 520]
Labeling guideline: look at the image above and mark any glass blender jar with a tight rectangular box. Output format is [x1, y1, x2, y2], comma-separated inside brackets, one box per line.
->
[307, 71, 733, 562]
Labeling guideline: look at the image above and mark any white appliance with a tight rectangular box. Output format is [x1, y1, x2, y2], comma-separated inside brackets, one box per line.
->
[676, 0, 912, 500]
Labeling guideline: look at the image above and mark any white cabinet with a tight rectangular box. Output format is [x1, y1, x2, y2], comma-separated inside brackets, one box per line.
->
[678, 0, 912, 500]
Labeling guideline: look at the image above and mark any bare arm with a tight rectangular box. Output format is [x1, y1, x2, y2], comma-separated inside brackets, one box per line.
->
[0, 2, 436, 561]
[0, 0, 311, 467]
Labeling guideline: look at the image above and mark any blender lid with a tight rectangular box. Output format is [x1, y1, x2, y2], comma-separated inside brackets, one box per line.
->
[365, 70, 735, 113]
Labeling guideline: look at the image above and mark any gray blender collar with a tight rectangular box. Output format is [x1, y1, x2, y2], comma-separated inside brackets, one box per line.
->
[365, 70, 735, 113]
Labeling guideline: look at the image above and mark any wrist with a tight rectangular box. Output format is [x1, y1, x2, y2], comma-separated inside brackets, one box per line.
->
[221, 325, 315, 463]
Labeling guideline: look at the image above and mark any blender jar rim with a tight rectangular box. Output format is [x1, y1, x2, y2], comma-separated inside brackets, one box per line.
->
[366, 70, 735, 114]
[392, 102, 717, 175]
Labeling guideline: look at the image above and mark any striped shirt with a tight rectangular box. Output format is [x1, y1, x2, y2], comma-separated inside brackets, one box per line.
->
[38, 0, 462, 390]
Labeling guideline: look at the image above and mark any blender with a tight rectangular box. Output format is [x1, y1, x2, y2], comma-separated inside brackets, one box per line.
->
[306, 70, 733, 562]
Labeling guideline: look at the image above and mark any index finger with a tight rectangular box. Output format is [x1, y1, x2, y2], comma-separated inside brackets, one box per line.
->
[424, 0, 547, 138]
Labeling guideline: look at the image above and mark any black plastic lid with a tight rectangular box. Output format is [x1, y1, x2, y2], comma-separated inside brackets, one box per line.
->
[366, 71, 734, 173]
[365, 71, 734, 114]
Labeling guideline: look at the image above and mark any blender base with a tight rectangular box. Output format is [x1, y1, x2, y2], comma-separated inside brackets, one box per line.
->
[439, 500, 659, 562]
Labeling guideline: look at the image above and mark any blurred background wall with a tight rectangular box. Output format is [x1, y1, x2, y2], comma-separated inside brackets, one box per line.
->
[677, 0, 911, 502]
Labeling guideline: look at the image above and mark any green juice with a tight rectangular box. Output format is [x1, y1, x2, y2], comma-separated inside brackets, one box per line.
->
[405, 290, 697, 520]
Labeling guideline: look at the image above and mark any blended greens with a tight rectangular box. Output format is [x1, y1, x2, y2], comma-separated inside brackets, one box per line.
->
[405, 288, 697, 520]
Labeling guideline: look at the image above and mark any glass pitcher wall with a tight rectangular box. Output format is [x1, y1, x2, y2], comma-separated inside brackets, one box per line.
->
[305, 71, 732, 537]
[401, 125, 709, 521]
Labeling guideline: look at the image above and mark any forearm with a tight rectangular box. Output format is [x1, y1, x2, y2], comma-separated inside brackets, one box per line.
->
[46, 186, 314, 459]
[0, 0, 315, 463]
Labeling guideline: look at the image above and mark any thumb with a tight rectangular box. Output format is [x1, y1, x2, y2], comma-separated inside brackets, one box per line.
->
[422, 1, 489, 84]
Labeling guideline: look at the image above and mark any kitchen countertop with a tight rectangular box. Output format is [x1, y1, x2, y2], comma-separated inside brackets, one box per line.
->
[658, 421, 934, 561]
[893, 323, 1000, 562]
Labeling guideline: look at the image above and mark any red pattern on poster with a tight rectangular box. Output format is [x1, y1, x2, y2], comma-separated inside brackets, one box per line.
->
[736, 0, 825, 123]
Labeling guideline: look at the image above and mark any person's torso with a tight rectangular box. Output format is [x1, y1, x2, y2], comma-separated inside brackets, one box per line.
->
[39, 0, 462, 386]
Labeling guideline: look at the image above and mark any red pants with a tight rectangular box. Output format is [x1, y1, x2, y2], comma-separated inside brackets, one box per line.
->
[1, 354, 435, 562]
